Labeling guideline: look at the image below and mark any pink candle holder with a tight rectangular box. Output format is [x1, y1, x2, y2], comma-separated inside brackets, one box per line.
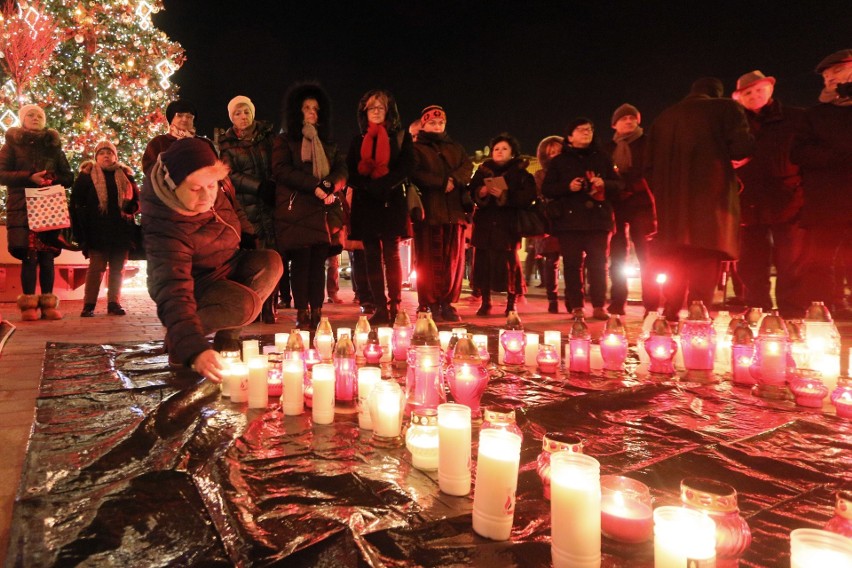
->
[536, 432, 584, 500]
[500, 329, 526, 368]
[481, 406, 523, 442]
[600, 475, 653, 543]
[790, 377, 829, 408]
[644, 317, 677, 376]
[730, 320, 755, 386]
[750, 312, 793, 400]
[568, 314, 592, 374]
[537, 343, 560, 374]
[446, 335, 489, 421]
[679, 301, 716, 382]
[680, 477, 752, 560]
[600, 315, 628, 374]
[825, 489, 852, 538]
[405, 345, 446, 414]
[333, 334, 357, 411]
[266, 352, 284, 397]
[392, 310, 413, 365]
[363, 330, 383, 367]
[834, 390, 852, 419]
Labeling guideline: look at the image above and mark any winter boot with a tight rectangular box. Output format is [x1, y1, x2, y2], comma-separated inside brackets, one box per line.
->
[261, 296, 277, 324]
[296, 309, 311, 329]
[504, 293, 516, 316]
[17, 294, 40, 321]
[38, 294, 63, 320]
[476, 290, 492, 316]
[369, 304, 391, 326]
[81, 303, 96, 317]
[310, 308, 322, 330]
[389, 302, 400, 323]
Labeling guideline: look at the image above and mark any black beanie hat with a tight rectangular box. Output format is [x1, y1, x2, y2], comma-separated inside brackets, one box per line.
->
[160, 138, 217, 189]
[566, 117, 594, 137]
[165, 99, 197, 124]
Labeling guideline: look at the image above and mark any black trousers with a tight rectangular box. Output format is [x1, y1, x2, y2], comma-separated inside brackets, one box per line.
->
[653, 246, 723, 321]
[363, 235, 402, 308]
[739, 222, 806, 317]
[555, 230, 610, 310]
[799, 223, 852, 312]
[609, 209, 658, 313]
[413, 223, 464, 307]
[287, 244, 330, 311]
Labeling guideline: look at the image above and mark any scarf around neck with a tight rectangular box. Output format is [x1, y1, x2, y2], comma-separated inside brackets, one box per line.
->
[611, 126, 643, 171]
[168, 123, 196, 139]
[358, 122, 390, 179]
[91, 162, 132, 214]
[300, 122, 330, 180]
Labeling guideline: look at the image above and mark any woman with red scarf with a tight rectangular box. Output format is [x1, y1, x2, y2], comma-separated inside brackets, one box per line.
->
[346, 89, 414, 325]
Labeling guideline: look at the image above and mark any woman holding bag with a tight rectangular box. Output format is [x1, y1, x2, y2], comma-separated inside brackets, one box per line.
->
[346, 89, 414, 325]
[0, 104, 74, 321]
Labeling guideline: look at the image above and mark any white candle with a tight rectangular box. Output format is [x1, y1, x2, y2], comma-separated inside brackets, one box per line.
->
[472, 430, 522, 541]
[673, 336, 685, 371]
[373, 383, 403, 437]
[281, 357, 304, 416]
[438, 403, 471, 496]
[337, 327, 351, 341]
[299, 330, 310, 351]
[247, 356, 269, 409]
[315, 335, 334, 361]
[274, 332, 289, 353]
[473, 334, 489, 362]
[439, 330, 453, 352]
[219, 360, 234, 397]
[636, 339, 651, 375]
[653, 506, 716, 568]
[550, 452, 601, 568]
[357, 367, 381, 430]
[525, 333, 540, 367]
[242, 339, 260, 361]
[311, 363, 335, 425]
[791, 528, 852, 568]
[498, 329, 506, 364]
[377, 327, 394, 363]
[589, 344, 604, 371]
[544, 331, 562, 364]
[814, 353, 841, 392]
[228, 362, 249, 403]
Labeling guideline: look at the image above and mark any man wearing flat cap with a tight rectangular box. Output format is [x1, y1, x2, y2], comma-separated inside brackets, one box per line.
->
[732, 70, 806, 318]
[791, 49, 852, 318]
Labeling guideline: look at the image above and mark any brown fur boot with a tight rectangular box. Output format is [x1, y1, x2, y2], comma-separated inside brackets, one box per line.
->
[38, 294, 63, 320]
[16, 294, 40, 321]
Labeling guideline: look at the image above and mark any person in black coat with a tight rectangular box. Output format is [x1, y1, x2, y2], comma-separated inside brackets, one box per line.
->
[541, 118, 622, 320]
[71, 140, 140, 317]
[346, 89, 414, 325]
[469, 133, 536, 316]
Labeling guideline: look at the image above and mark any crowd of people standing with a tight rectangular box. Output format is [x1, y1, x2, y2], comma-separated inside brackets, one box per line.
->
[2, 48, 851, 377]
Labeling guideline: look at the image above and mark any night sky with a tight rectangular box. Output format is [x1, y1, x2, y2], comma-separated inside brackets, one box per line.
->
[155, 0, 852, 156]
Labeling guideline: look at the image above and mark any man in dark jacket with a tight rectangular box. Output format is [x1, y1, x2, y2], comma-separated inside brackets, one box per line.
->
[142, 138, 283, 381]
[605, 104, 658, 317]
[731, 71, 806, 318]
[791, 49, 852, 319]
[645, 77, 754, 321]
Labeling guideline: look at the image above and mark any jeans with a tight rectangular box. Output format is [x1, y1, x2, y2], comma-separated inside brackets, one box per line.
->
[83, 248, 128, 304]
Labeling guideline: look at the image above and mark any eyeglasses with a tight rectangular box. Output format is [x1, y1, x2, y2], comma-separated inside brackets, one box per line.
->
[366, 106, 386, 113]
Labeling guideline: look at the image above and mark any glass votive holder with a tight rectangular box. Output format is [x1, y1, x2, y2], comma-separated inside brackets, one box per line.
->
[537, 343, 560, 374]
[446, 361, 489, 422]
[471, 334, 490, 364]
[680, 477, 752, 560]
[500, 328, 526, 368]
[654, 506, 717, 567]
[825, 489, 852, 538]
[833, 389, 852, 419]
[481, 406, 523, 442]
[790, 528, 852, 567]
[356, 367, 381, 430]
[368, 380, 405, 447]
[266, 352, 283, 398]
[599, 475, 653, 544]
[536, 432, 584, 500]
[790, 377, 829, 408]
[405, 409, 439, 471]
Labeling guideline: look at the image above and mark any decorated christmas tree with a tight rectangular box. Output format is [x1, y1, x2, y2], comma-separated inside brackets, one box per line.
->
[0, 0, 184, 218]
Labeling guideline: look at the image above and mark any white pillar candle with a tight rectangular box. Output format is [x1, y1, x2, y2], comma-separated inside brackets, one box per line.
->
[525, 333, 540, 367]
[636, 339, 651, 375]
[673, 336, 685, 371]
[653, 506, 716, 568]
[544, 331, 562, 364]
[790, 528, 852, 568]
[439, 330, 453, 352]
[274, 332, 289, 353]
[247, 356, 269, 409]
[315, 335, 334, 361]
[438, 403, 472, 496]
[311, 363, 335, 425]
[372, 382, 403, 438]
[472, 430, 522, 541]
[298, 330, 310, 351]
[589, 344, 604, 372]
[550, 452, 601, 568]
[357, 367, 381, 429]
[242, 339, 260, 361]
[228, 362, 249, 403]
[281, 357, 304, 416]
[377, 327, 394, 363]
[814, 353, 841, 393]
[219, 360, 234, 397]
[498, 329, 506, 364]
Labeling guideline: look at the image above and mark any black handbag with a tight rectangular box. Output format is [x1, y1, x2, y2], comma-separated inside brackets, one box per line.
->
[405, 181, 424, 222]
[128, 222, 146, 261]
[516, 198, 549, 237]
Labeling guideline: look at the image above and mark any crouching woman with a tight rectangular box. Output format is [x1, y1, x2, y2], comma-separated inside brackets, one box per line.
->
[141, 137, 283, 382]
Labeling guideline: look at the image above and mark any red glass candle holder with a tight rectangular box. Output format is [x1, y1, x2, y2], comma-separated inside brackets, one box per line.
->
[680, 321, 716, 382]
[500, 329, 526, 368]
[750, 313, 793, 400]
[731, 344, 756, 386]
[266, 352, 284, 397]
[790, 377, 829, 408]
[600, 316, 628, 374]
[537, 343, 560, 374]
[405, 345, 446, 413]
[600, 475, 653, 543]
[363, 330, 383, 367]
[644, 333, 677, 376]
[536, 432, 584, 500]
[568, 338, 591, 374]
[446, 362, 489, 421]
[825, 489, 852, 538]
[834, 390, 852, 419]
[680, 477, 752, 560]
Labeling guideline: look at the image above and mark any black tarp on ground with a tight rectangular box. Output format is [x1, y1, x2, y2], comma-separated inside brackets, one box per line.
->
[7, 336, 851, 567]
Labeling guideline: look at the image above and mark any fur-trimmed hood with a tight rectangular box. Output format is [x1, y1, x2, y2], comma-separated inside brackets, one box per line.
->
[355, 89, 403, 134]
[536, 135, 564, 171]
[281, 82, 333, 142]
[5, 126, 62, 148]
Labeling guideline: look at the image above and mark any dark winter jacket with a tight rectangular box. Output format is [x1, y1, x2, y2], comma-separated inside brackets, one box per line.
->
[410, 131, 473, 226]
[272, 83, 347, 252]
[70, 165, 139, 253]
[790, 102, 852, 227]
[218, 120, 276, 245]
[470, 158, 536, 250]
[645, 93, 754, 258]
[736, 99, 805, 226]
[541, 143, 622, 233]
[0, 127, 74, 258]
[603, 133, 656, 221]
[347, 125, 414, 241]
[141, 163, 247, 367]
